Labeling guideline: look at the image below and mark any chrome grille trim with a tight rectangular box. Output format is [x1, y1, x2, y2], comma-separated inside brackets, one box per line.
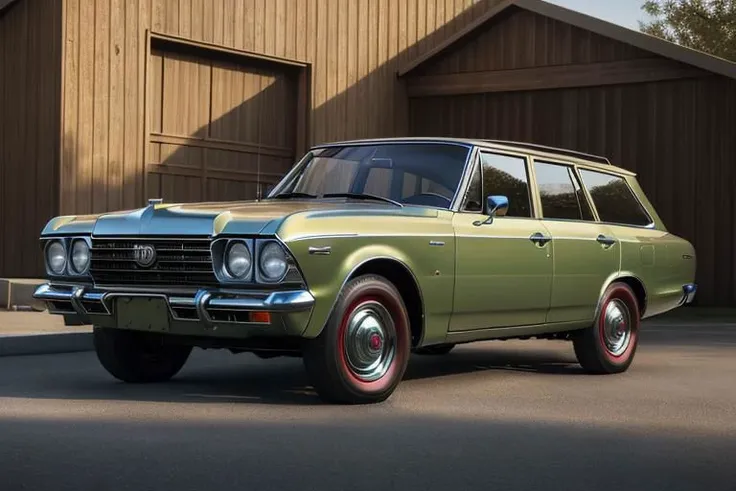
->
[90, 237, 217, 287]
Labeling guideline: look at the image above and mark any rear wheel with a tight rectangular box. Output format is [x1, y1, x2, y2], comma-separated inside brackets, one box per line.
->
[573, 283, 640, 374]
[303, 274, 411, 404]
[93, 327, 192, 383]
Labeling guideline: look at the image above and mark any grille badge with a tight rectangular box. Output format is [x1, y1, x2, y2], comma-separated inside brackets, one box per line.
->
[133, 244, 157, 268]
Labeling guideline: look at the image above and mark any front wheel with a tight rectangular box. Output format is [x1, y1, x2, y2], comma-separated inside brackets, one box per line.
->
[573, 283, 640, 374]
[93, 327, 192, 383]
[303, 274, 411, 404]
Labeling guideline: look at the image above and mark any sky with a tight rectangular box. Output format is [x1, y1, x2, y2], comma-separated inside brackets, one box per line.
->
[545, 0, 652, 30]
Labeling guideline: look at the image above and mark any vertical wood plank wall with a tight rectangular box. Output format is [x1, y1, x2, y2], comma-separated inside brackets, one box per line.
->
[59, 0, 500, 216]
[406, 8, 736, 306]
[0, 0, 62, 278]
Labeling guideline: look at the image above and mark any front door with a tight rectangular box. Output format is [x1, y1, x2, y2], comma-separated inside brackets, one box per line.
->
[450, 152, 553, 331]
[531, 160, 621, 323]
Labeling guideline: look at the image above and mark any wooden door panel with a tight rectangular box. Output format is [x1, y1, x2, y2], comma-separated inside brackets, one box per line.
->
[147, 46, 298, 204]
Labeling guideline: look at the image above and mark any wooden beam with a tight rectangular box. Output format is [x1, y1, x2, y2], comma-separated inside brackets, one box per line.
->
[146, 163, 283, 182]
[406, 58, 708, 97]
[149, 133, 293, 159]
[149, 31, 309, 68]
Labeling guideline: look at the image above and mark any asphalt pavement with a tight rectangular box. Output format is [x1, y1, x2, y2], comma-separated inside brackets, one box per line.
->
[0, 320, 735, 491]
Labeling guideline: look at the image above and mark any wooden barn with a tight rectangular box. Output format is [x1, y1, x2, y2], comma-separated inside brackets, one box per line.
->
[1, 0, 735, 306]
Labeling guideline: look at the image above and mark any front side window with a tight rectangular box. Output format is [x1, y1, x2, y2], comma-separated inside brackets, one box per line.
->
[579, 169, 652, 226]
[534, 161, 594, 221]
[273, 143, 470, 210]
[463, 152, 532, 217]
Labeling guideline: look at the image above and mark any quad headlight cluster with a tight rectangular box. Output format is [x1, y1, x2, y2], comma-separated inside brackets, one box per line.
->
[215, 238, 300, 285]
[43, 237, 91, 276]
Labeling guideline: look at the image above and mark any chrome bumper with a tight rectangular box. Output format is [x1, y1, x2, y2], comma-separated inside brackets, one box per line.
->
[33, 283, 315, 329]
[682, 283, 697, 305]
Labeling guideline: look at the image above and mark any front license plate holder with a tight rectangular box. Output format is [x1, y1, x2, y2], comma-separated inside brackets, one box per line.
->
[116, 297, 171, 333]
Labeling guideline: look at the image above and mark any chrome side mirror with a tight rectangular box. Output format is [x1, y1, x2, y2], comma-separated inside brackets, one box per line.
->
[473, 195, 509, 226]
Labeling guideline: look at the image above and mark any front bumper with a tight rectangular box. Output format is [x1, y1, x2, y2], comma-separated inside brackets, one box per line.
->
[33, 283, 315, 337]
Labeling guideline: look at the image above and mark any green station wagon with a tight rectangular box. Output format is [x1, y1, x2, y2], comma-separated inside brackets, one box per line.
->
[34, 138, 697, 404]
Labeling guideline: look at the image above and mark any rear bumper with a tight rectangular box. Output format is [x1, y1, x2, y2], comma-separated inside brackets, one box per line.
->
[681, 283, 697, 305]
[33, 283, 315, 336]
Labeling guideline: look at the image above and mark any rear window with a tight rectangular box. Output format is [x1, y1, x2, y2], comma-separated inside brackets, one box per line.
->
[579, 169, 652, 227]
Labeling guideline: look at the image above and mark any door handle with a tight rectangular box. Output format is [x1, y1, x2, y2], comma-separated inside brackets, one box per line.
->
[596, 234, 616, 247]
[529, 232, 551, 246]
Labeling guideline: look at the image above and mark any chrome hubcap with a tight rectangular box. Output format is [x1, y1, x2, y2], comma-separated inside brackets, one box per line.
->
[603, 299, 631, 356]
[343, 301, 396, 382]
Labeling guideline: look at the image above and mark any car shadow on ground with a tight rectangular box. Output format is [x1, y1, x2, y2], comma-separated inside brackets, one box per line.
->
[0, 343, 584, 406]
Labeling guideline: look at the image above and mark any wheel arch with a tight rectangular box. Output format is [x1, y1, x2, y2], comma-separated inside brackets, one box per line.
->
[599, 273, 648, 319]
[346, 257, 425, 347]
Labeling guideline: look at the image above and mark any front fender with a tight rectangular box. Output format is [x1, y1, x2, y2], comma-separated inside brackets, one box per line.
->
[286, 236, 455, 340]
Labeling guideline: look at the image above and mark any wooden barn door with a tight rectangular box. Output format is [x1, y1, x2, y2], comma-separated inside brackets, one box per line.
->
[146, 42, 299, 204]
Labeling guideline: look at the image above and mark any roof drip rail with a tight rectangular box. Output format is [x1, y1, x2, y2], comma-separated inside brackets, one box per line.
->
[483, 140, 612, 166]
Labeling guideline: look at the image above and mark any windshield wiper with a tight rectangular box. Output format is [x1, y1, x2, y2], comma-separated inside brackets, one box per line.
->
[323, 193, 403, 207]
[270, 192, 318, 199]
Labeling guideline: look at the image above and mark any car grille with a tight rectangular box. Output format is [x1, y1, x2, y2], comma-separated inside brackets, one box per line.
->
[90, 238, 217, 287]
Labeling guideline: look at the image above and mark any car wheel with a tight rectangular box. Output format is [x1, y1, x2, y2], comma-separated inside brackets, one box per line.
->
[573, 282, 640, 374]
[414, 344, 455, 355]
[93, 327, 192, 383]
[303, 274, 411, 404]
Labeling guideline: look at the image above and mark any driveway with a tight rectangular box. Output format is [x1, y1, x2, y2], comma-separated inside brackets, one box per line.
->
[0, 318, 734, 491]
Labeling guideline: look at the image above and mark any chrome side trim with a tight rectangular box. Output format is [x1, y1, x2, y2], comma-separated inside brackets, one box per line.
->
[308, 246, 332, 255]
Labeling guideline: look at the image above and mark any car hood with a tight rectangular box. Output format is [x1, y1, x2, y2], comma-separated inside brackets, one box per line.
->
[41, 199, 433, 237]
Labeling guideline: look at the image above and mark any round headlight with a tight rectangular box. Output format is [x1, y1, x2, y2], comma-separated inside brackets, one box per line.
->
[226, 242, 252, 279]
[71, 239, 90, 274]
[259, 242, 288, 281]
[46, 241, 67, 275]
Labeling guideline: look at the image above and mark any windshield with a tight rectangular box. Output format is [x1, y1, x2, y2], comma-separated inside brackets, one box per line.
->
[269, 143, 471, 209]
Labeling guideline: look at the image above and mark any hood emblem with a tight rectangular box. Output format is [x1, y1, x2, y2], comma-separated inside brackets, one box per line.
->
[133, 244, 157, 268]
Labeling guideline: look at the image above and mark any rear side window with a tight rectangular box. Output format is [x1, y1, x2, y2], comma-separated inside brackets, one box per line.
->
[579, 169, 652, 226]
[534, 161, 594, 221]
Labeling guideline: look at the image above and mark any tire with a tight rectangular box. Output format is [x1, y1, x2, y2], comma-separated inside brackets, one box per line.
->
[414, 344, 455, 355]
[303, 274, 411, 404]
[573, 283, 640, 374]
[93, 327, 192, 383]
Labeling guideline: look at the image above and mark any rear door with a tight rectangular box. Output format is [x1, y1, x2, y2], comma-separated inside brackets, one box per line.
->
[531, 160, 621, 323]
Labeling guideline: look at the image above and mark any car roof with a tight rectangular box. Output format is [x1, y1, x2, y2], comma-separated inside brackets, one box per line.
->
[311, 137, 635, 177]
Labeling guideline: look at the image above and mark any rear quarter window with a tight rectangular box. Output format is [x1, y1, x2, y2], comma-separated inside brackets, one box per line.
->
[578, 169, 652, 227]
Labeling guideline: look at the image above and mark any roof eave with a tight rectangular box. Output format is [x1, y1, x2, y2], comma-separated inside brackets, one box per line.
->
[397, 0, 736, 81]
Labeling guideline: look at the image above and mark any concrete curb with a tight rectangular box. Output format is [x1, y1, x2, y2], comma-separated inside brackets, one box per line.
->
[0, 332, 93, 357]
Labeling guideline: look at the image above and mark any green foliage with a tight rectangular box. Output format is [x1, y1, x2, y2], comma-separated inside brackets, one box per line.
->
[640, 0, 736, 61]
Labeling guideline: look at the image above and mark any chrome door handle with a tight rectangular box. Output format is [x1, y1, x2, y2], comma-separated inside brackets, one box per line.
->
[529, 232, 551, 246]
[596, 234, 616, 247]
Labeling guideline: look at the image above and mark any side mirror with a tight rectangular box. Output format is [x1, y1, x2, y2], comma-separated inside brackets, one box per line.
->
[487, 195, 509, 217]
[473, 195, 509, 226]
